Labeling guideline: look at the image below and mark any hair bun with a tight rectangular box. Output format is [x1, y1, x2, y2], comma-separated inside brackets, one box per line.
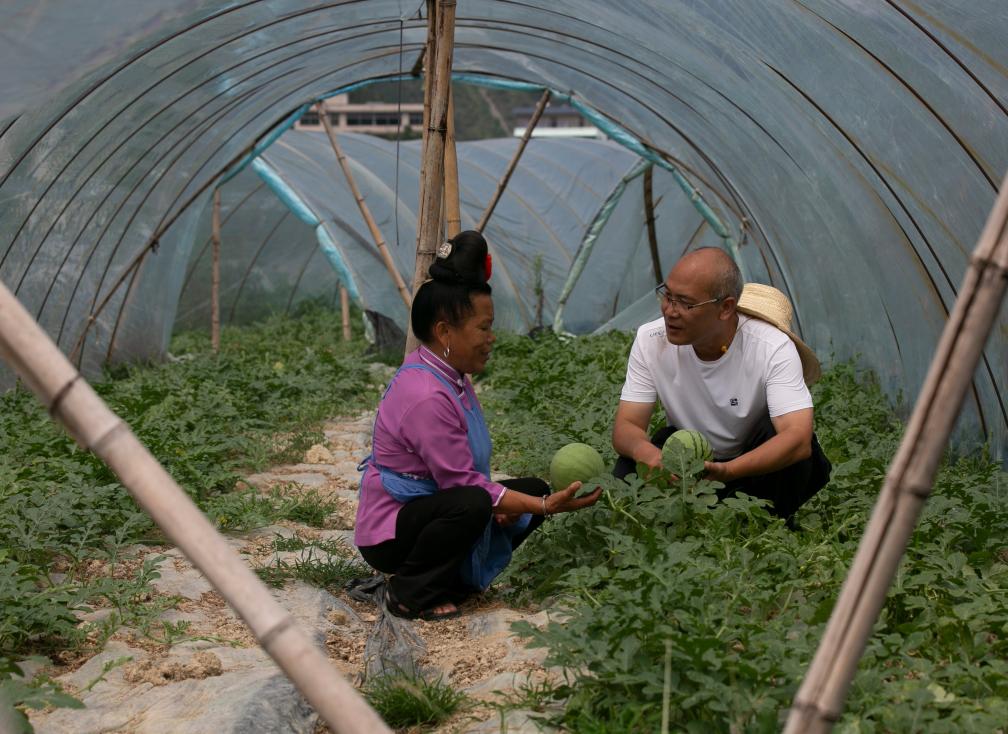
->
[428, 230, 490, 285]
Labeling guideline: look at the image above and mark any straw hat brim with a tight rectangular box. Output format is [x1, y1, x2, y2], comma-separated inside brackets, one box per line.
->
[737, 291, 821, 386]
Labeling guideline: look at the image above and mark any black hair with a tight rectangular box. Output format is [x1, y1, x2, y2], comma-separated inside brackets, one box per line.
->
[411, 230, 493, 342]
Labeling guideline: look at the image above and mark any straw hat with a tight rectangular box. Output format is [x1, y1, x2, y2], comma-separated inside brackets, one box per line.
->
[736, 283, 821, 385]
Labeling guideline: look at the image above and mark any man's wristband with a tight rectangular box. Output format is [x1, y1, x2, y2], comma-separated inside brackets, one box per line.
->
[541, 494, 550, 519]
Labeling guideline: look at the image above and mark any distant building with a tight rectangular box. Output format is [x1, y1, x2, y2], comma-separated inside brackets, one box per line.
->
[295, 93, 424, 134]
[510, 103, 601, 138]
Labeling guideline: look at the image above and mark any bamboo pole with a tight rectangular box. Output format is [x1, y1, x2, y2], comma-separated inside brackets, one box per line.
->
[417, 0, 436, 191]
[643, 165, 663, 283]
[784, 173, 1008, 733]
[403, 0, 456, 357]
[0, 283, 392, 734]
[340, 285, 351, 341]
[476, 89, 551, 233]
[211, 189, 222, 353]
[415, 0, 443, 238]
[318, 102, 411, 308]
[444, 86, 461, 238]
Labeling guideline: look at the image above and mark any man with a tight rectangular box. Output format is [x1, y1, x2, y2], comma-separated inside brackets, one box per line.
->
[612, 247, 831, 521]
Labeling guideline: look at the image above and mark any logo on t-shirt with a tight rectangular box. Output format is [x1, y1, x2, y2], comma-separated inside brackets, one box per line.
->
[730, 398, 739, 406]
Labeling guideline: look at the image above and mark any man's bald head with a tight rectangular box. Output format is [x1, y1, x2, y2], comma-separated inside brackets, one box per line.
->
[673, 247, 743, 301]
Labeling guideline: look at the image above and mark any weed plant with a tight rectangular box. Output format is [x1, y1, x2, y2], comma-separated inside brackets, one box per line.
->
[0, 304, 378, 713]
[363, 669, 468, 729]
[206, 486, 342, 531]
[482, 332, 1008, 733]
[255, 535, 370, 591]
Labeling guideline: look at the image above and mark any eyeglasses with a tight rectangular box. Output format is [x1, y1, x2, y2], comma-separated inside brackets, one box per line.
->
[654, 284, 724, 312]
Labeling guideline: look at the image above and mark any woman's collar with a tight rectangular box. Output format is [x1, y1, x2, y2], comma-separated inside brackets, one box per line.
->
[418, 344, 465, 384]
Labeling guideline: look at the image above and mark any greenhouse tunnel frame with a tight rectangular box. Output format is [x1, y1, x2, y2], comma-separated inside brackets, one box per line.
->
[0, 2, 1004, 459]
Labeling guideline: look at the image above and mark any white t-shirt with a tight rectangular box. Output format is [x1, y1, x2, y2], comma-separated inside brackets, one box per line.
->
[620, 315, 813, 460]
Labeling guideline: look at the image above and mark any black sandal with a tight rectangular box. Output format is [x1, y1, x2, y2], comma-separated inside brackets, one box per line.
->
[417, 605, 460, 621]
[385, 587, 459, 621]
[384, 586, 415, 619]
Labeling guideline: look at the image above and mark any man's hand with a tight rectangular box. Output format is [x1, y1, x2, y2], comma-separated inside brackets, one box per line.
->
[632, 444, 667, 481]
[636, 443, 663, 470]
[703, 460, 734, 483]
[613, 399, 660, 472]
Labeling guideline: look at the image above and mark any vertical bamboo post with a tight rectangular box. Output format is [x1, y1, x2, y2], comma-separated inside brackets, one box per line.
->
[417, 0, 436, 196]
[340, 285, 351, 341]
[784, 173, 1008, 733]
[318, 102, 411, 308]
[420, 0, 436, 150]
[476, 89, 551, 233]
[211, 189, 222, 353]
[403, 0, 456, 357]
[444, 86, 462, 238]
[0, 283, 392, 734]
[643, 165, 663, 283]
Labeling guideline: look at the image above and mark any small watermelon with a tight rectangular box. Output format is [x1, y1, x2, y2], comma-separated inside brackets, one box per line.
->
[663, 429, 713, 468]
[549, 442, 606, 491]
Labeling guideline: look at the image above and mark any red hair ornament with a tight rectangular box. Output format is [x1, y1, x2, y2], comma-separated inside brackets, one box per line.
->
[484, 253, 493, 281]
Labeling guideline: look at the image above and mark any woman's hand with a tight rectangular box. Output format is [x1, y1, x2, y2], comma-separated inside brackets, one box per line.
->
[544, 481, 603, 515]
[494, 512, 522, 526]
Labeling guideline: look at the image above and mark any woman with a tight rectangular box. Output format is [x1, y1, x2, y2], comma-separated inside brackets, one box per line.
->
[354, 230, 601, 620]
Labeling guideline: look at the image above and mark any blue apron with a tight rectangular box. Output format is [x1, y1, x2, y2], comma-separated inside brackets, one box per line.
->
[360, 362, 531, 590]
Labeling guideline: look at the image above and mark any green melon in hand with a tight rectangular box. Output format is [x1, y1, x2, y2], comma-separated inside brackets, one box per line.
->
[663, 429, 714, 468]
[549, 442, 605, 491]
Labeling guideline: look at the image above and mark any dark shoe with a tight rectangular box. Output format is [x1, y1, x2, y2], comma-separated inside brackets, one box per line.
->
[417, 605, 460, 622]
[384, 586, 416, 619]
[385, 587, 459, 621]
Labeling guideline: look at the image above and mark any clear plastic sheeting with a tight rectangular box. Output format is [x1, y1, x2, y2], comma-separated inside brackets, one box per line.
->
[175, 165, 340, 332]
[0, 1, 1005, 455]
[177, 131, 709, 338]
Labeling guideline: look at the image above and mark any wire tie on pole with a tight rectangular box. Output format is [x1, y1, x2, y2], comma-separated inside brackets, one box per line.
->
[970, 252, 1008, 270]
[823, 708, 842, 723]
[791, 700, 840, 722]
[427, 125, 447, 133]
[48, 374, 83, 419]
[88, 419, 129, 455]
[259, 615, 296, 649]
[903, 481, 935, 498]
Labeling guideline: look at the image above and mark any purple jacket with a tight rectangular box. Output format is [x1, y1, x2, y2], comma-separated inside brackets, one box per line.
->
[354, 347, 506, 547]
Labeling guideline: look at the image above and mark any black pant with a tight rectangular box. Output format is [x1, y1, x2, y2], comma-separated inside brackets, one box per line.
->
[613, 414, 831, 521]
[358, 477, 549, 612]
